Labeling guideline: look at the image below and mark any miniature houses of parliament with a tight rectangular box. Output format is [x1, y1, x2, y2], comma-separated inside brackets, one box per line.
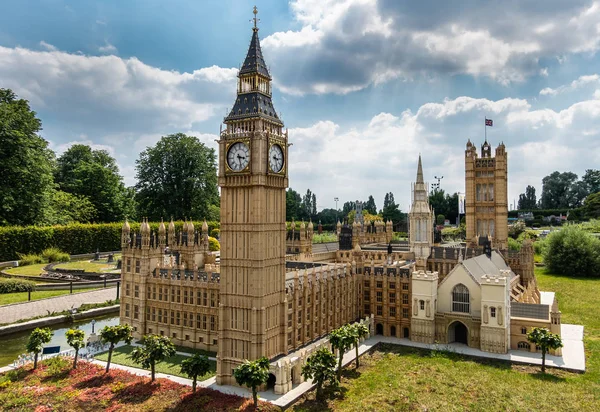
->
[119, 8, 562, 394]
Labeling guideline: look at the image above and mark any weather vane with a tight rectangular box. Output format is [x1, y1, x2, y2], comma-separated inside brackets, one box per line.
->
[251, 6, 260, 30]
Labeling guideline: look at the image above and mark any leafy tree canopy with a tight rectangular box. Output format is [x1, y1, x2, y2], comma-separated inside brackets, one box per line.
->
[543, 225, 600, 277]
[540, 171, 586, 209]
[26, 327, 53, 369]
[130, 334, 176, 381]
[0, 89, 55, 226]
[135, 133, 219, 221]
[302, 346, 338, 401]
[382, 192, 405, 226]
[364, 195, 377, 215]
[180, 353, 211, 392]
[233, 357, 270, 407]
[518, 185, 537, 210]
[527, 327, 563, 373]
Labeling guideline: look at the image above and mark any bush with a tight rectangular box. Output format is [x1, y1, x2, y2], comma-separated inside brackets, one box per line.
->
[533, 238, 547, 255]
[508, 237, 522, 251]
[41, 247, 70, 263]
[543, 225, 600, 277]
[208, 237, 220, 251]
[210, 228, 220, 239]
[17, 253, 44, 266]
[0, 278, 36, 294]
[508, 221, 526, 239]
[436, 214, 445, 225]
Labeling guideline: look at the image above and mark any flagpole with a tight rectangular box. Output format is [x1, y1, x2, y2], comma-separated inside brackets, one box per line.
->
[484, 116, 487, 141]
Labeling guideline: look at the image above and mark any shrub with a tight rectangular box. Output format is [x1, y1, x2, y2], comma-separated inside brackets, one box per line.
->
[0, 278, 37, 294]
[508, 237, 522, 251]
[17, 253, 44, 266]
[508, 221, 526, 239]
[210, 228, 220, 239]
[543, 225, 600, 277]
[533, 238, 547, 256]
[41, 247, 70, 263]
[208, 236, 220, 251]
[436, 214, 445, 225]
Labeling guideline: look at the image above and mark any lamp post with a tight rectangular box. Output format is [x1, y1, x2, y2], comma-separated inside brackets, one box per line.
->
[433, 175, 444, 191]
[91, 319, 96, 334]
[334, 197, 339, 225]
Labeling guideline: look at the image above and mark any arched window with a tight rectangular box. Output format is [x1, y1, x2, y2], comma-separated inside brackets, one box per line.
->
[452, 284, 470, 313]
[518, 341, 530, 350]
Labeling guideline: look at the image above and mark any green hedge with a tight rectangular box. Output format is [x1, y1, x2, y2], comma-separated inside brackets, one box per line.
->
[0, 278, 37, 294]
[0, 221, 220, 261]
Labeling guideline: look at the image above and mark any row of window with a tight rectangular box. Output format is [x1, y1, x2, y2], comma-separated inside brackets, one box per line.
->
[364, 292, 409, 304]
[133, 305, 217, 331]
[364, 280, 409, 290]
[367, 305, 409, 318]
[146, 328, 217, 345]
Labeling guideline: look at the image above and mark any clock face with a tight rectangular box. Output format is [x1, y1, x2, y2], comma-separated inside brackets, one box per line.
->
[269, 144, 284, 173]
[227, 142, 250, 171]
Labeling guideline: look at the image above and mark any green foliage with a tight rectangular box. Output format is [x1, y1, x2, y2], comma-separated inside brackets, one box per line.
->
[541, 171, 587, 209]
[436, 214, 445, 225]
[301, 346, 338, 402]
[41, 247, 70, 263]
[581, 192, 600, 220]
[44, 190, 98, 225]
[527, 327, 563, 373]
[518, 185, 538, 210]
[17, 253, 44, 266]
[135, 133, 219, 221]
[233, 357, 270, 407]
[509, 220, 527, 239]
[208, 236, 220, 251]
[441, 224, 466, 241]
[533, 238, 547, 255]
[508, 237, 522, 251]
[429, 189, 459, 223]
[66, 328, 86, 369]
[0, 220, 220, 261]
[130, 334, 176, 382]
[0, 278, 36, 294]
[312, 233, 338, 243]
[382, 192, 405, 226]
[364, 195, 377, 215]
[329, 325, 355, 380]
[0, 89, 55, 226]
[26, 327, 53, 369]
[180, 353, 211, 392]
[543, 225, 600, 277]
[348, 323, 370, 368]
[100, 324, 133, 373]
[210, 228, 220, 238]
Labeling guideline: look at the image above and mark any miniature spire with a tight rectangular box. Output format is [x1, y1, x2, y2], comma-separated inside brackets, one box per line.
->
[417, 154, 424, 184]
[202, 219, 209, 233]
[252, 5, 259, 31]
[158, 218, 166, 234]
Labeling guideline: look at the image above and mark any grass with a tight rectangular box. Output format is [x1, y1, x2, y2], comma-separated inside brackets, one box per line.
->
[0, 356, 276, 411]
[3, 263, 48, 277]
[312, 233, 338, 244]
[54, 260, 117, 273]
[95, 345, 217, 380]
[0, 287, 101, 305]
[292, 264, 600, 411]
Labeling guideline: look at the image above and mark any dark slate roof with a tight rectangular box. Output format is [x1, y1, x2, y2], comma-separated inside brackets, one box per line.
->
[224, 91, 283, 125]
[239, 29, 270, 78]
[511, 302, 550, 320]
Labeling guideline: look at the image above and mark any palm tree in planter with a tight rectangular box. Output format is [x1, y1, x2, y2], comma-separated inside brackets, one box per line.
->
[180, 353, 211, 392]
[349, 323, 370, 369]
[26, 327, 53, 370]
[233, 357, 270, 408]
[329, 325, 354, 380]
[301, 346, 338, 402]
[130, 334, 176, 382]
[65, 328, 85, 369]
[99, 324, 133, 373]
[527, 327, 563, 373]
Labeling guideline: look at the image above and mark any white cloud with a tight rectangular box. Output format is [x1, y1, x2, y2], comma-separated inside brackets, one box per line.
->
[262, 0, 600, 95]
[39, 41, 57, 51]
[99, 41, 117, 54]
[539, 74, 600, 96]
[287, 93, 600, 212]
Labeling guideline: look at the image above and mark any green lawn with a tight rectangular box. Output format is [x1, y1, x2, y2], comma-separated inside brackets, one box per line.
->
[0, 287, 101, 305]
[3, 263, 47, 277]
[54, 260, 117, 273]
[292, 265, 600, 411]
[95, 345, 217, 380]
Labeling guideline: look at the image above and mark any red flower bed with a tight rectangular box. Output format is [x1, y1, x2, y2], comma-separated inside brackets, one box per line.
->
[0, 357, 279, 411]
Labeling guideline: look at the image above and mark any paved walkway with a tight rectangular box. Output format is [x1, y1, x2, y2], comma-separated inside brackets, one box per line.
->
[0, 287, 118, 324]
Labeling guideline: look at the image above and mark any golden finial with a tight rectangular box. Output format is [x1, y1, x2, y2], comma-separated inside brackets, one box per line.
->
[252, 5, 260, 30]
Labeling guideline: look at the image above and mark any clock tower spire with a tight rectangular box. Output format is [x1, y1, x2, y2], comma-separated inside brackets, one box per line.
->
[216, 7, 288, 386]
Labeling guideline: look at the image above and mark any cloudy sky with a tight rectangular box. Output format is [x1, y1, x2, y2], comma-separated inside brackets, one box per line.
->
[2, 0, 600, 213]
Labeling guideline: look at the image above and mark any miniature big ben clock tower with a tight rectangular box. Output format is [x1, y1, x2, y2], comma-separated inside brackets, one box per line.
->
[216, 7, 288, 385]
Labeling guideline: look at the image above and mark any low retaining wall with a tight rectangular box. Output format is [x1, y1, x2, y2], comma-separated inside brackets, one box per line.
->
[0, 305, 120, 336]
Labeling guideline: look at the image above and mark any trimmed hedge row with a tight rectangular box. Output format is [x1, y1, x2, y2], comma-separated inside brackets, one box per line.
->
[0, 278, 37, 294]
[0, 221, 220, 261]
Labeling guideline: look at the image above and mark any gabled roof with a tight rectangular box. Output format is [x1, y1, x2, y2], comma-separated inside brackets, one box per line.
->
[239, 29, 270, 78]
[440, 250, 516, 286]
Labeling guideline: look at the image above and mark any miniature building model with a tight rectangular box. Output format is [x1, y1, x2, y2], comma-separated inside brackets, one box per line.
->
[119, 8, 564, 396]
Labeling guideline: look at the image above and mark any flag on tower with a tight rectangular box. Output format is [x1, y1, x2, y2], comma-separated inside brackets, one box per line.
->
[485, 119, 493, 127]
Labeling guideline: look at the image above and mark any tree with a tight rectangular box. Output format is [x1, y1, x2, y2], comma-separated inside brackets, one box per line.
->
[543, 225, 600, 277]
[540, 171, 584, 209]
[381, 192, 404, 226]
[364, 195, 377, 215]
[286, 188, 303, 221]
[582, 192, 600, 219]
[329, 325, 354, 380]
[26, 327, 53, 370]
[582, 169, 600, 195]
[233, 357, 270, 408]
[518, 185, 537, 210]
[130, 334, 176, 382]
[527, 327, 563, 373]
[342, 201, 356, 220]
[135, 133, 219, 221]
[428, 189, 447, 217]
[348, 323, 369, 368]
[0, 89, 55, 226]
[301, 189, 314, 221]
[301, 346, 337, 402]
[55, 144, 132, 222]
[65, 328, 85, 369]
[99, 324, 133, 373]
[44, 190, 97, 225]
[180, 353, 211, 392]
[436, 214, 445, 225]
